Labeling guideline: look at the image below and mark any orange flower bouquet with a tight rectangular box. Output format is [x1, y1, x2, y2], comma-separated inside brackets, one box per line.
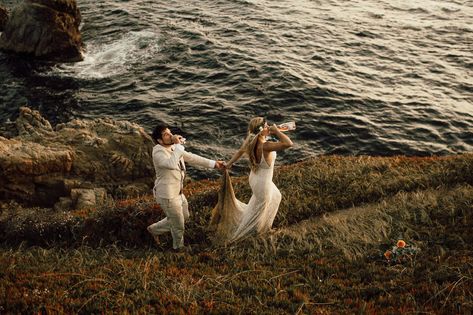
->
[383, 239, 418, 263]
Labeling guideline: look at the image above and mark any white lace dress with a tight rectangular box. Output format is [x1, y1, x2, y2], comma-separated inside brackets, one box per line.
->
[230, 151, 282, 242]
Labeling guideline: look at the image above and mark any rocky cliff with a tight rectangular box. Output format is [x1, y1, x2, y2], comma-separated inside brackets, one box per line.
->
[0, 107, 155, 209]
[0, 0, 84, 62]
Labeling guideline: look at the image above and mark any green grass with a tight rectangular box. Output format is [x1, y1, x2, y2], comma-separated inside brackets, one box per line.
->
[1, 154, 472, 313]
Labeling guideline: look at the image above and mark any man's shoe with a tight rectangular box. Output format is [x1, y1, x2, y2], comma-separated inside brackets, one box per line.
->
[147, 226, 160, 245]
[172, 245, 191, 254]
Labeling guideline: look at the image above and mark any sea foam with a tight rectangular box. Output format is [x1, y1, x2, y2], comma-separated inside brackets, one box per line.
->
[49, 30, 160, 79]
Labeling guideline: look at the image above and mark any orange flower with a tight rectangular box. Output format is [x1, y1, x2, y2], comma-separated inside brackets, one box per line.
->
[397, 240, 406, 248]
[384, 250, 392, 260]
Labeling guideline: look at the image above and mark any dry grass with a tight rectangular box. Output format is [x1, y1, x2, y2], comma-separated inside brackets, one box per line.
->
[1, 154, 473, 313]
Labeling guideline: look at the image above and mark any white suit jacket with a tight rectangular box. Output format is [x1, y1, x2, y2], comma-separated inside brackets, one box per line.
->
[152, 144, 215, 199]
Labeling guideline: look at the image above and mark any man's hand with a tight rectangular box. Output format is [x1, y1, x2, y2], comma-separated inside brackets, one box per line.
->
[172, 135, 185, 144]
[214, 161, 226, 170]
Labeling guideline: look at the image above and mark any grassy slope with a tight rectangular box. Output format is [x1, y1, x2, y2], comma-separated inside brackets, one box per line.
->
[0, 154, 472, 314]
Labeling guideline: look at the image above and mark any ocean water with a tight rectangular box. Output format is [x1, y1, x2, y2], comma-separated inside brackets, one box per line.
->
[1, 0, 472, 177]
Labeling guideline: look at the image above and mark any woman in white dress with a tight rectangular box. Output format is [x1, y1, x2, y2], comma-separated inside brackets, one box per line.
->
[216, 117, 293, 242]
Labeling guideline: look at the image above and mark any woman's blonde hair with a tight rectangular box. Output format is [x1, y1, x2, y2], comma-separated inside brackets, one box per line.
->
[243, 117, 265, 171]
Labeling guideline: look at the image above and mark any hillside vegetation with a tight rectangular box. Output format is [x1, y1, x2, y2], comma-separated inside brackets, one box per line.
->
[1, 154, 472, 314]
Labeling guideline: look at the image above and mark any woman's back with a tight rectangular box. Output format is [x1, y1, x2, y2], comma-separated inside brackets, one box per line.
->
[249, 150, 276, 201]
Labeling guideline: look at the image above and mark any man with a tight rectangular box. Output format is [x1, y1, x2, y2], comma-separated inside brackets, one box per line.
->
[147, 125, 224, 251]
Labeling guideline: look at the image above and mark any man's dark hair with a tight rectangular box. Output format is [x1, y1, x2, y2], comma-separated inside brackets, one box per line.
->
[152, 125, 168, 143]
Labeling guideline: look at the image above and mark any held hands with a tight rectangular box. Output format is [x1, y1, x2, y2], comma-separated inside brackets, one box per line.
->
[214, 161, 226, 170]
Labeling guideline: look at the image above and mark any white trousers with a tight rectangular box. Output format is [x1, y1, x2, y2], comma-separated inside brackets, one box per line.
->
[147, 194, 189, 249]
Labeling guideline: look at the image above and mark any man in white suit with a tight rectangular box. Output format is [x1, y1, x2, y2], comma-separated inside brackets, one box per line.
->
[147, 125, 224, 251]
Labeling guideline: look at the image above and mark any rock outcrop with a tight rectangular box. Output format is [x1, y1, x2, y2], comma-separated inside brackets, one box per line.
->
[0, 5, 8, 32]
[0, 107, 155, 209]
[0, 0, 84, 62]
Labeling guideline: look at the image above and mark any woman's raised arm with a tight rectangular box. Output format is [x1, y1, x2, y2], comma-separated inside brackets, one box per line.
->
[263, 124, 293, 152]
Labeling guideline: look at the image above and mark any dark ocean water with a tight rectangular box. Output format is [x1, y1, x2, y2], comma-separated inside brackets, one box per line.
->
[1, 0, 472, 177]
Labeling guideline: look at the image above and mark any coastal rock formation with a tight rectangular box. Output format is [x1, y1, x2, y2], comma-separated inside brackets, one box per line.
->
[0, 107, 155, 208]
[0, 5, 8, 32]
[0, 0, 84, 62]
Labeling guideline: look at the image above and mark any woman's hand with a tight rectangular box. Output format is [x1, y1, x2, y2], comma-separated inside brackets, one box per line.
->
[214, 161, 226, 170]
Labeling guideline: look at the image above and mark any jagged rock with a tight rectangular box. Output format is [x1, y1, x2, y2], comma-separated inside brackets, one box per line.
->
[0, 5, 8, 32]
[0, 0, 84, 62]
[0, 136, 74, 203]
[71, 188, 107, 210]
[0, 107, 155, 207]
[16, 106, 54, 137]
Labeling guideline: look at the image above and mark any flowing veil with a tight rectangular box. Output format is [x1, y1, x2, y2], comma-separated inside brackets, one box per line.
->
[209, 170, 243, 244]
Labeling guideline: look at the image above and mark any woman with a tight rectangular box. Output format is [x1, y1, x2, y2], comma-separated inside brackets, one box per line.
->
[212, 117, 293, 243]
